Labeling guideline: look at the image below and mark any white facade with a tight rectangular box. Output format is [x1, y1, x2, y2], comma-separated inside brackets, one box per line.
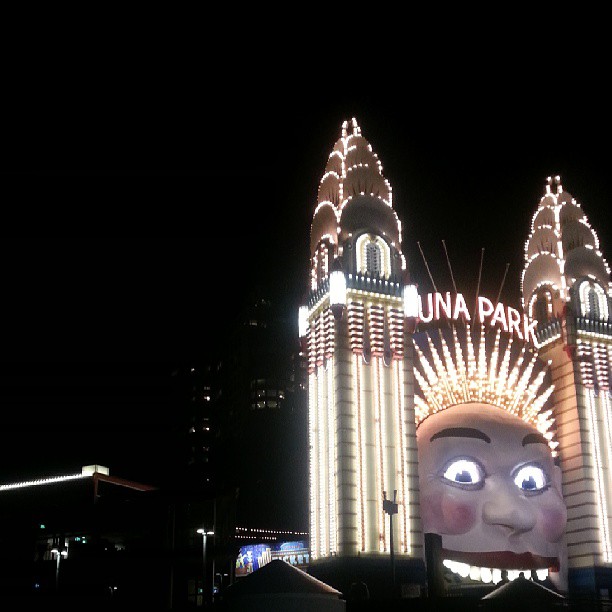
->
[302, 119, 422, 564]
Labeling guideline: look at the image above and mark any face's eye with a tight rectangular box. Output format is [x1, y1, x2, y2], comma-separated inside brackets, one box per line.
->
[442, 458, 484, 488]
[513, 464, 549, 492]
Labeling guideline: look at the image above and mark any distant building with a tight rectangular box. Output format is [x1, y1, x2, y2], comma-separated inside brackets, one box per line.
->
[169, 362, 219, 493]
[0, 464, 232, 608]
[209, 295, 308, 532]
[164, 295, 309, 592]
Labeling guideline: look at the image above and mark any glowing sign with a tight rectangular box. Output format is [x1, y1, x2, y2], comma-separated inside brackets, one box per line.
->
[417, 292, 538, 344]
[235, 541, 309, 577]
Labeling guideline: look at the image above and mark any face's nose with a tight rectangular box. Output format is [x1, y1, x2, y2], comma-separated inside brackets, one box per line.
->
[482, 489, 537, 535]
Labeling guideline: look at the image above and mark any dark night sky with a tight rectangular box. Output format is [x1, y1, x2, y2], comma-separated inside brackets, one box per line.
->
[1, 22, 610, 486]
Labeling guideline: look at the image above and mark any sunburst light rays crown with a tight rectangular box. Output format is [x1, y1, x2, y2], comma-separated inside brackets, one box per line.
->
[414, 323, 557, 456]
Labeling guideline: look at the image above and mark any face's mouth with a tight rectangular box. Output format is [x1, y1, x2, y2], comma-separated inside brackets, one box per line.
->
[442, 549, 560, 571]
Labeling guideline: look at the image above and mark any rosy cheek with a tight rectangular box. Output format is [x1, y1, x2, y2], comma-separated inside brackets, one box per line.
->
[441, 494, 477, 534]
[421, 491, 446, 534]
[421, 490, 477, 535]
[539, 504, 567, 542]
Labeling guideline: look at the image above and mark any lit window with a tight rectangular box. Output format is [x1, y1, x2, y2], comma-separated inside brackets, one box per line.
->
[534, 293, 550, 323]
[579, 280, 608, 320]
[366, 242, 382, 275]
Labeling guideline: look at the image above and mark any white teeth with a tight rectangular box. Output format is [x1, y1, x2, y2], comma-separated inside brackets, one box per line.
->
[442, 560, 548, 583]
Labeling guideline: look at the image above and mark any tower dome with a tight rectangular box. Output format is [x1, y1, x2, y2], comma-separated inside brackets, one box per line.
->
[309, 118, 406, 292]
[302, 118, 423, 582]
[521, 176, 611, 322]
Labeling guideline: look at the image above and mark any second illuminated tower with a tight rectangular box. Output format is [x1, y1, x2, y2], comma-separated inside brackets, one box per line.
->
[299, 119, 424, 587]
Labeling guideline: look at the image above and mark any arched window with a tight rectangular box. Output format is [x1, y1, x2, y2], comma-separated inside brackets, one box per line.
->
[534, 294, 549, 323]
[365, 242, 382, 276]
[529, 288, 552, 323]
[578, 280, 608, 320]
[356, 234, 391, 278]
[588, 289, 598, 318]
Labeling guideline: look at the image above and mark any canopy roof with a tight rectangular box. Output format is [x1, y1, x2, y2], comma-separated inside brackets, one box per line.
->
[225, 560, 342, 598]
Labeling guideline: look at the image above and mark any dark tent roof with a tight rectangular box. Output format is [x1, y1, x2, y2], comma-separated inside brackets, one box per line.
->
[482, 576, 565, 600]
[225, 560, 342, 598]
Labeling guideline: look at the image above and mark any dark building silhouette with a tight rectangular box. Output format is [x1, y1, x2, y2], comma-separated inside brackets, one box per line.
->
[165, 294, 308, 532]
[210, 295, 308, 533]
[0, 464, 239, 609]
[168, 362, 219, 494]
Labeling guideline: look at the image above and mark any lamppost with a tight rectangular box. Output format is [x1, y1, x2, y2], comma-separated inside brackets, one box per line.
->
[383, 490, 398, 596]
[196, 528, 214, 606]
[50, 537, 68, 592]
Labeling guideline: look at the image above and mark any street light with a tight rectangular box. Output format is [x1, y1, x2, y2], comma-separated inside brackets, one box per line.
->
[50, 537, 68, 591]
[383, 491, 398, 596]
[196, 528, 214, 606]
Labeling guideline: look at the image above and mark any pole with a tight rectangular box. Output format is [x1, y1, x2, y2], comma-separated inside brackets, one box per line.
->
[390, 510, 395, 594]
[212, 498, 216, 603]
[169, 504, 175, 609]
[383, 490, 398, 598]
[425, 532, 445, 598]
[390, 490, 396, 595]
[52, 537, 64, 592]
[202, 534, 207, 606]
[55, 549, 61, 591]
[197, 528, 214, 607]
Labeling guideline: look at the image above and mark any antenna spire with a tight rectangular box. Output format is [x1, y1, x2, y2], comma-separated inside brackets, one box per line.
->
[417, 242, 438, 293]
[442, 240, 458, 294]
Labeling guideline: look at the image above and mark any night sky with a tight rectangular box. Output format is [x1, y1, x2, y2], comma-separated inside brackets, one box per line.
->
[2, 31, 610, 487]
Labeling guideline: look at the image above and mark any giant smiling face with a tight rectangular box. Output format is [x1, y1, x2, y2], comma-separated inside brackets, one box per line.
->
[416, 402, 567, 572]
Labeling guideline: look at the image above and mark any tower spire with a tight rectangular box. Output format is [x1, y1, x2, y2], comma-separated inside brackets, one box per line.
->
[522, 176, 612, 585]
[302, 118, 424, 591]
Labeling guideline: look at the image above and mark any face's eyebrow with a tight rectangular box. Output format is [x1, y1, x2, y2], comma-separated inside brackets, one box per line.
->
[430, 427, 491, 443]
[522, 432, 548, 447]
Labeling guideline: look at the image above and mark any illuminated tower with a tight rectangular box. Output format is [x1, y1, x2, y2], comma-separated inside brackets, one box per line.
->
[298, 118, 425, 593]
[522, 176, 612, 596]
